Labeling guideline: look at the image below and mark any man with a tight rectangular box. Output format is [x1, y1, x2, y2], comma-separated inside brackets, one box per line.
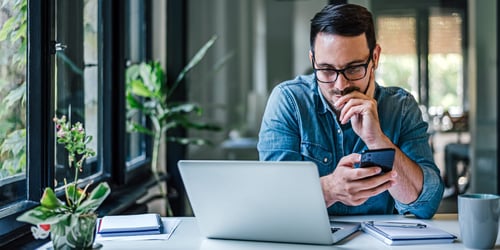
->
[257, 3, 443, 219]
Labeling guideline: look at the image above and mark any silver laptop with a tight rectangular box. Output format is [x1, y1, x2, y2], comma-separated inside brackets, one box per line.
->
[178, 160, 360, 245]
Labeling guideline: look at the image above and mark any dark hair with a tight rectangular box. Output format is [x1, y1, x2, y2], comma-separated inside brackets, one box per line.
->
[310, 4, 376, 55]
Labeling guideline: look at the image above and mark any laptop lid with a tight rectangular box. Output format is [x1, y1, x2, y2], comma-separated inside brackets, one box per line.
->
[178, 160, 360, 245]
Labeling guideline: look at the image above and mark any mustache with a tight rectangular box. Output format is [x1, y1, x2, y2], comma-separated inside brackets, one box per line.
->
[332, 86, 361, 96]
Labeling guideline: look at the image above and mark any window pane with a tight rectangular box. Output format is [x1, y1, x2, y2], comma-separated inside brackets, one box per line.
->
[376, 16, 419, 99]
[54, 0, 100, 188]
[0, 0, 27, 207]
[428, 12, 464, 113]
[125, 0, 147, 167]
[84, 0, 99, 153]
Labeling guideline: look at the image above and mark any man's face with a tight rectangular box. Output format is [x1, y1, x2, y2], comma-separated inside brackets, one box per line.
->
[309, 32, 380, 111]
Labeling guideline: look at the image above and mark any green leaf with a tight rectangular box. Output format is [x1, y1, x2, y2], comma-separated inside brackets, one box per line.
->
[11, 21, 26, 43]
[76, 182, 111, 213]
[125, 64, 140, 84]
[0, 17, 15, 41]
[2, 82, 25, 109]
[147, 61, 165, 96]
[40, 188, 64, 209]
[88, 182, 111, 200]
[130, 79, 153, 98]
[137, 62, 163, 99]
[0, 129, 26, 156]
[126, 93, 144, 110]
[158, 103, 198, 122]
[127, 122, 154, 135]
[17, 206, 67, 226]
[0, 152, 25, 174]
[153, 62, 166, 94]
[168, 35, 218, 98]
[66, 184, 85, 205]
[170, 103, 200, 114]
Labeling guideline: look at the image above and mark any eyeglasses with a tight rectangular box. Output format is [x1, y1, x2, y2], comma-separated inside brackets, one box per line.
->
[312, 56, 371, 83]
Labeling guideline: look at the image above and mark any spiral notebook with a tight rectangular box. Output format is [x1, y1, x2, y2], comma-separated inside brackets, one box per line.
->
[361, 220, 456, 245]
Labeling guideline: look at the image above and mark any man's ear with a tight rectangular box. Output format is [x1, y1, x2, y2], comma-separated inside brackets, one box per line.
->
[309, 50, 313, 64]
[372, 44, 381, 69]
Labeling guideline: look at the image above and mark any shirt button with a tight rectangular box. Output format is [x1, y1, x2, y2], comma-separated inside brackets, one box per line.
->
[323, 157, 328, 163]
[337, 129, 341, 134]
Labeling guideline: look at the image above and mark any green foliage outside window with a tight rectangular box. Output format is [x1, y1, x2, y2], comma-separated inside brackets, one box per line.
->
[378, 54, 461, 111]
[0, 0, 27, 179]
[429, 54, 462, 109]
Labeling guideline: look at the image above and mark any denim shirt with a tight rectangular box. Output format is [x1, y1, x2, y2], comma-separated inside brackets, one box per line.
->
[257, 74, 444, 219]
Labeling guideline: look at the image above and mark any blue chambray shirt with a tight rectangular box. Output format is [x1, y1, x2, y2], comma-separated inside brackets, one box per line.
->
[257, 74, 444, 219]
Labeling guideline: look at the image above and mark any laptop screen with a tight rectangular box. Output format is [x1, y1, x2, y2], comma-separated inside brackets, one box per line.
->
[178, 160, 360, 245]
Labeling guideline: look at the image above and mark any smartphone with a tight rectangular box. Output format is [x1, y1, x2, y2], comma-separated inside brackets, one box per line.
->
[359, 148, 395, 173]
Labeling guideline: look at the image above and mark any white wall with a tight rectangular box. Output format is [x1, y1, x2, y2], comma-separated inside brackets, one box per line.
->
[292, 1, 327, 76]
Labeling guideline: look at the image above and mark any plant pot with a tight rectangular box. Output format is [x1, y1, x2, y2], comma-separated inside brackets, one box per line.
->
[50, 213, 97, 250]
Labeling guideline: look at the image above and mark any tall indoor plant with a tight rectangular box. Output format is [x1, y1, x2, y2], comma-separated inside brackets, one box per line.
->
[17, 116, 110, 249]
[126, 36, 220, 216]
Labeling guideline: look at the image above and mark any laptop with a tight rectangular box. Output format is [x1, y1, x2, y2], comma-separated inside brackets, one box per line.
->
[178, 160, 360, 245]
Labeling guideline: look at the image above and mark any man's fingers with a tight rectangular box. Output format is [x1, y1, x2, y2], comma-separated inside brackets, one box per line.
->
[340, 180, 394, 206]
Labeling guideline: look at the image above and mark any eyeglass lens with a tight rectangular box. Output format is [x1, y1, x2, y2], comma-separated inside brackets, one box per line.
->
[316, 65, 367, 83]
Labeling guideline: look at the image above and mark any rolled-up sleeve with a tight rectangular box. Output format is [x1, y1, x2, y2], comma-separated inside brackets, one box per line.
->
[394, 165, 444, 219]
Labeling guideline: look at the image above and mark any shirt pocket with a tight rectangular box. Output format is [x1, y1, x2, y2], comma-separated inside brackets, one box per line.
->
[301, 142, 333, 175]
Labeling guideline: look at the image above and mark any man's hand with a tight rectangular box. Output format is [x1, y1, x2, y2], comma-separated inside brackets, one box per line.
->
[330, 66, 424, 205]
[321, 153, 397, 207]
[333, 68, 388, 147]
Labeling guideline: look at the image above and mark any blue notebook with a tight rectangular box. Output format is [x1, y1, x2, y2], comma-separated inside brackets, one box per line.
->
[98, 213, 163, 237]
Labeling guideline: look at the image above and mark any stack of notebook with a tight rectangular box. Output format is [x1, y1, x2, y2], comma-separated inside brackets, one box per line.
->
[97, 213, 163, 237]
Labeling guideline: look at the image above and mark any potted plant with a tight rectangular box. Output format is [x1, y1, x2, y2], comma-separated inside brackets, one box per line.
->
[17, 115, 110, 249]
[126, 35, 220, 216]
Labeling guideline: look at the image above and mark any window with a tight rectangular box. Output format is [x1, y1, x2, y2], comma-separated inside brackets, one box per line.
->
[375, 16, 418, 96]
[0, 0, 156, 248]
[125, 0, 148, 169]
[0, 0, 27, 208]
[54, 0, 101, 188]
[373, 1, 467, 115]
[428, 11, 464, 113]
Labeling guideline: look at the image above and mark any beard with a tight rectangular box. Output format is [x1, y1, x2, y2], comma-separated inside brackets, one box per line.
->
[328, 86, 361, 113]
[332, 86, 361, 96]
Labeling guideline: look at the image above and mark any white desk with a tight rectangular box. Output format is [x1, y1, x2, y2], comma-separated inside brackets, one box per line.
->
[95, 214, 498, 249]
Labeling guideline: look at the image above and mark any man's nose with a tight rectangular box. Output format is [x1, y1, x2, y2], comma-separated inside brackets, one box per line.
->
[335, 73, 351, 90]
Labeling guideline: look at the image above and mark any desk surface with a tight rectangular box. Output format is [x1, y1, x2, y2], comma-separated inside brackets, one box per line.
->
[95, 214, 498, 249]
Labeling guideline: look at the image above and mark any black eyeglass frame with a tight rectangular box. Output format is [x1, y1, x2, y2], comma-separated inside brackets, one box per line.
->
[312, 54, 372, 83]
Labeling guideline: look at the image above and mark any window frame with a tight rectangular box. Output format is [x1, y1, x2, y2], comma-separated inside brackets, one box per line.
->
[0, 0, 155, 247]
[0, 0, 52, 246]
